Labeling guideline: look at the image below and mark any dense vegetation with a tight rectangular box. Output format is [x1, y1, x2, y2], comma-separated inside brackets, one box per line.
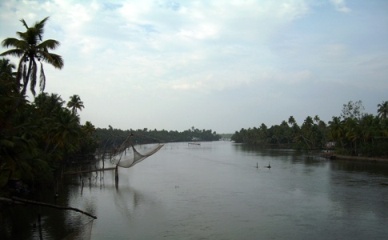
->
[0, 18, 97, 195]
[232, 100, 388, 157]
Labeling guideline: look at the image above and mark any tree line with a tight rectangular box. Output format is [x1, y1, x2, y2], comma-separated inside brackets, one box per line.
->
[94, 126, 221, 150]
[231, 100, 388, 157]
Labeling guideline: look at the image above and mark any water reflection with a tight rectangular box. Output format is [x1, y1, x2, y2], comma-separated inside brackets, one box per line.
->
[330, 160, 388, 176]
[328, 160, 388, 238]
[0, 175, 97, 240]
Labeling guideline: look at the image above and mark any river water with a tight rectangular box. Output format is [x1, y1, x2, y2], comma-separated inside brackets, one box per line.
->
[3, 141, 388, 239]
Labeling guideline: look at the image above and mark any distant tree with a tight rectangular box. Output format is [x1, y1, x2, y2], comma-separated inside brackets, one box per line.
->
[297, 116, 314, 149]
[288, 116, 296, 126]
[83, 121, 96, 135]
[67, 94, 84, 115]
[313, 115, 320, 124]
[329, 116, 344, 144]
[343, 117, 361, 155]
[0, 17, 64, 96]
[340, 100, 365, 120]
[377, 101, 388, 119]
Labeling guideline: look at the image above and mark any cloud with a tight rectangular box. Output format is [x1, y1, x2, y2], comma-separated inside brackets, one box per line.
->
[323, 43, 348, 58]
[330, 0, 351, 13]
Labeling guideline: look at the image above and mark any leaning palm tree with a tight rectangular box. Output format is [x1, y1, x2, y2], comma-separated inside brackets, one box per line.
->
[67, 94, 84, 115]
[377, 101, 388, 119]
[0, 17, 64, 96]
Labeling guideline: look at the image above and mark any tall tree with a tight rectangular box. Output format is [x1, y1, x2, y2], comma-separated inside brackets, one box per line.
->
[67, 94, 84, 115]
[0, 17, 64, 96]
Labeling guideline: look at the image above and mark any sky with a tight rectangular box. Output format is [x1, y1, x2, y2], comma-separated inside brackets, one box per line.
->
[1, 0, 387, 133]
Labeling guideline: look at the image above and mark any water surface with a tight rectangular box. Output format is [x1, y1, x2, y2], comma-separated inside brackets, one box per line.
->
[3, 141, 388, 239]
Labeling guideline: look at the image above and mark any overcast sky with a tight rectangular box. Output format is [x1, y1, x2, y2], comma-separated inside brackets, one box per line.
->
[1, 0, 387, 133]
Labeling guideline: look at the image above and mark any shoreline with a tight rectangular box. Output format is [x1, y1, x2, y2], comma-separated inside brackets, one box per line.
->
[328, 154, 388, 164]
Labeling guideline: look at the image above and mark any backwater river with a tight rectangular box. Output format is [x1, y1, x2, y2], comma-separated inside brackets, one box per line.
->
[3, 141, 388, 239]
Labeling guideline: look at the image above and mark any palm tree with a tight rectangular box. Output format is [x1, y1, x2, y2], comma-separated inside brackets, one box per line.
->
[298, 116, 315, 150]
[52, 109, 81, 154]
[0, 17, 64, 96]
[377, 101, 388, 119]
[329, 116, 344, 144]
[288, 116, 296, 126]
[0, 58, 18, 95]
[0, 58, 25, 133]
[34, 92, 65, 114]
[67, 94, 84, 115]
[82, 121, 96, 136]
[0, 58, 16, 81]
[313, 115, 320, 124]
[343, 118, 360, 155]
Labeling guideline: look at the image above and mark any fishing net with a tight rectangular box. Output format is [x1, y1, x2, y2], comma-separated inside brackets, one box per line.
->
[110, 143, 164, 168]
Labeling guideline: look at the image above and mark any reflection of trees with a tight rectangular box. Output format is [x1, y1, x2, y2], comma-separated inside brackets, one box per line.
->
[0, 177, 96, 240]
[330, 160, 388, 176]
[0, 204, 37, 240]
[233, 144, 320, 163]
[328, 161, 388, 220]
[77, 170, 150, 222]
[113, 186, 145, 220]
[39, 178, 96, 240]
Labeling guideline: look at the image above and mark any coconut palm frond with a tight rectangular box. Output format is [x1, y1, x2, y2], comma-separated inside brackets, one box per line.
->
[38, 39, 60, 50]
[41, 52, 64, 69]
[35, 17, 49, 40]
[0, 49, 25, 58]
[2, 38, 24, 49]
[19, 19, 29, 29]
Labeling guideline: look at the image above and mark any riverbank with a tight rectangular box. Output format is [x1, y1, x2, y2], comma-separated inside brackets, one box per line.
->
[321, 152, 388, 163]
[334, 154, 388, 163]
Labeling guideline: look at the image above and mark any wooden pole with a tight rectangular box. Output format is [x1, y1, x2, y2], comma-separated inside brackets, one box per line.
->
[115, 165, 119, 189]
